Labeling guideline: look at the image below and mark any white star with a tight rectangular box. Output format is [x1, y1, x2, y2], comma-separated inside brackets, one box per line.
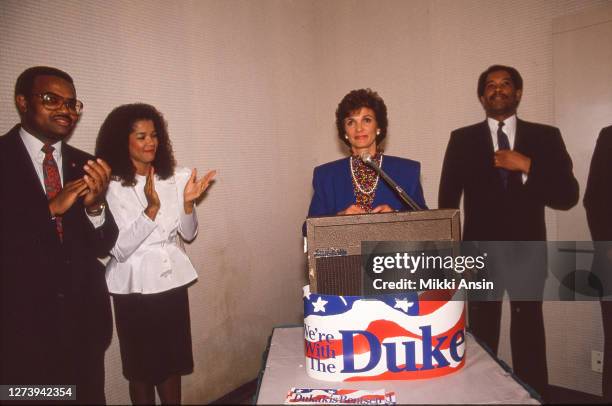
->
[312, 297, 328, 313]
[394, 298, 414, 313]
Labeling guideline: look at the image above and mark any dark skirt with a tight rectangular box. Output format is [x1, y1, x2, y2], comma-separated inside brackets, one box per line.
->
[112, 287, 194, 384]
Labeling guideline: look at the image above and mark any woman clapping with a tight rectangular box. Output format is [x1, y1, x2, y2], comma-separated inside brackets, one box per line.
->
[96, 103, 215, 405]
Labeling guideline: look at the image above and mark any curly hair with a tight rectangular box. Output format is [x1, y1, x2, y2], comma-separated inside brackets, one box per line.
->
[477, 65, 523, 98]
[95, 103, 176, 186]
[335, 88, 388, 147]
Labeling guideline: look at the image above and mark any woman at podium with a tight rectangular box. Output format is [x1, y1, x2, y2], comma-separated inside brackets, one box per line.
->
[306, 88, 426, 226]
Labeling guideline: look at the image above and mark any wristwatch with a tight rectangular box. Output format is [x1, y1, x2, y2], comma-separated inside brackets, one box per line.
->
[86, 201, 106, 216]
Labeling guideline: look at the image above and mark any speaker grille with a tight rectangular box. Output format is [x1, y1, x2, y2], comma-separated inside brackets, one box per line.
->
[315, 255, 361, 295]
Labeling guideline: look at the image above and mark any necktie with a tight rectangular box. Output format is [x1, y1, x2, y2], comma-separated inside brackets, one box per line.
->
[42, 144, 63, 242]
[497, 121, 510, 188]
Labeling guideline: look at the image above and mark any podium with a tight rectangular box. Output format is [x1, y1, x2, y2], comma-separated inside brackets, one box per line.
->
[305, 209, 460, 295]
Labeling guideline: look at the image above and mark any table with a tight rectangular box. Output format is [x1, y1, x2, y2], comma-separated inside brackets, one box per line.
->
[255, 326, 540, 404]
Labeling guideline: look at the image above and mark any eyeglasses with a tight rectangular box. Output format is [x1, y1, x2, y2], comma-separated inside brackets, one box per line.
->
[31, 92, 84, 115]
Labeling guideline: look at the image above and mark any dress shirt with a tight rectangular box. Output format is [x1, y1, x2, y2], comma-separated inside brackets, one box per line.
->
[486, 115, 527, 183]
[487, 114, 517, 150]
[19, 127, 105, 227]
[105, 167, 198, 294]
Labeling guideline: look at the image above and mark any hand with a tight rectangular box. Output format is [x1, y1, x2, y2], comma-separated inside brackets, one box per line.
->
[144, 166, 160, 220]
[338, 204, 366, 215]
[371, 204, 395, 213]
[183, 169, 216, 214]
[494, 150, 531, 174]
[48, 179, 89, 216]
[82, 158, 112, 209]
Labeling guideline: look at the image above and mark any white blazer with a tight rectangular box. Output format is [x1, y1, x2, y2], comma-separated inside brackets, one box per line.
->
[105, 167, 198, 294]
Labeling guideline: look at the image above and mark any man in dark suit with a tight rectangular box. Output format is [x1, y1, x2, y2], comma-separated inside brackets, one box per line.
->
[438, 65, 579, 397]
[0, 66, 118, 404]
[584, 125, 612, 401]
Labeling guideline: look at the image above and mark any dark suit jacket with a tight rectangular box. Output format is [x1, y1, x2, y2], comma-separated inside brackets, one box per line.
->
[0, 125, 118, 387]
[438, 119, 578, 241]
[584, 126, 612, 241]
[305, 155, 427, 233]
[584, 125, 612, 295]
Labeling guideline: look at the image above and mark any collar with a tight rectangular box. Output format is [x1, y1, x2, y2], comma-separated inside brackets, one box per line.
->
[19, 126, 62, 163]
[486, 114, 517, 135]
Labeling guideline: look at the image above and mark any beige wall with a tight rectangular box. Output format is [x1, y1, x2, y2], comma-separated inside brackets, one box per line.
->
[1, 0, 609, 402]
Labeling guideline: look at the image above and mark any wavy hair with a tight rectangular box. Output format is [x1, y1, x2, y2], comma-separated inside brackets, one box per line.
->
[335, 88, 388, 147]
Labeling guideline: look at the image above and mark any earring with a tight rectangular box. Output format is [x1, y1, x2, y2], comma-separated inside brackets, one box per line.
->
[376, 129, 381, 135]
[344, 134, 349, 139]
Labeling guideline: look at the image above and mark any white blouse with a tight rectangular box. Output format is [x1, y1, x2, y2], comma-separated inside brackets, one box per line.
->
[105, 167, 198, 294]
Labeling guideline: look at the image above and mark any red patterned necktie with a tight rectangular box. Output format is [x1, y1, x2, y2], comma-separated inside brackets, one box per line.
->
[42, 144, 63, 242]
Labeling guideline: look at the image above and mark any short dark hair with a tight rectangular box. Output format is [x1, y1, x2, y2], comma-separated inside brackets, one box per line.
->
[95, 103, 176, 186]
[477, 65, 523, 97]
[336, 88, 388, 147]
[15, 66, 74, 97]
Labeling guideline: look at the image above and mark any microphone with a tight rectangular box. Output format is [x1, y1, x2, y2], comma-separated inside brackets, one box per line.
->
[360, 152, 422, 211]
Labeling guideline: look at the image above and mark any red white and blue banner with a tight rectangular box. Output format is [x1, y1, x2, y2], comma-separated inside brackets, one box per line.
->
[303, 285, 466, 381]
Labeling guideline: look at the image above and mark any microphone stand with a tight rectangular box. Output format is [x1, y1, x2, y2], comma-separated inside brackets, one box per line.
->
[361, 152, 422, 211]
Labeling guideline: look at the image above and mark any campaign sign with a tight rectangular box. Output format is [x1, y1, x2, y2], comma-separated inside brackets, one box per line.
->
[303, 285, 466, 381]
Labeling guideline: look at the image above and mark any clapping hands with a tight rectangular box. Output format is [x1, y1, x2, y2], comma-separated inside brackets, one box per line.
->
[48, 158, 112, 217]
[144, 166, 161, 220]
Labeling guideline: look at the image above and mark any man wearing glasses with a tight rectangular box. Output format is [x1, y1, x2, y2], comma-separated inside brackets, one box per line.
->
[0, 66, 118, 404]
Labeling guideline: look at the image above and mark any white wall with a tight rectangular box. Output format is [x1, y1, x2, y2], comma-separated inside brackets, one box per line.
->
[1, 0, 609, 402]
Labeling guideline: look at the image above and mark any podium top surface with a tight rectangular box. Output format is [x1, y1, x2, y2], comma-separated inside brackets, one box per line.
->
[306, 209, 461, 251]
[306, 208, 459, 228]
